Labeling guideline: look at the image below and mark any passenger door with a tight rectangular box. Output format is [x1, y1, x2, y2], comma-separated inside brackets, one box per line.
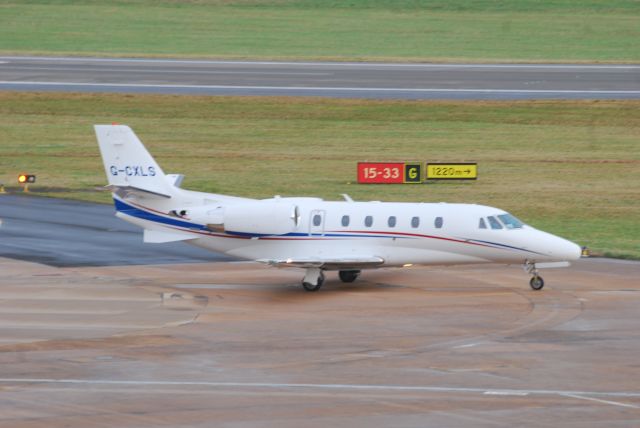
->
[309, 210, 325, 236]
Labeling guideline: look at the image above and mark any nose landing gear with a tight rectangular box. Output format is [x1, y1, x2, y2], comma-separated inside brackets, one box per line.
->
[524, 261, 545, 291]
[529, 275, 545, 290]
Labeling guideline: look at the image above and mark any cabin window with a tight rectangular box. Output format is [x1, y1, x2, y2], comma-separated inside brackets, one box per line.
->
[498, 213, 524, 229]
[388, 216, 397, 228]
[434, 216, 443, 229]
[479, 218, 487, 229]
[341, 215, 350, 227]
[411, 216, 420, 228]
[365, 216, 373, 227]
[488, 216, 503, 230]
[313, 214, 322, 227]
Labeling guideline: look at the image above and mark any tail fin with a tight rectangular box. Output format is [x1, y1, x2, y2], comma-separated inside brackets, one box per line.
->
[95, 125, 174, 198]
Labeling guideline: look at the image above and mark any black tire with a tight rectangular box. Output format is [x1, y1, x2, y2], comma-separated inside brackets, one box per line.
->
[302, 282, 321, 292]
[530, 276, 544, 291]
[302, 272, 325, 292]
[338, 270, 360, 283]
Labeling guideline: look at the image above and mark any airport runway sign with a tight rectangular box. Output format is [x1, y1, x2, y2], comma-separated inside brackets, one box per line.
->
[357, 162, 422, 184]
[426, 163, 477, 180]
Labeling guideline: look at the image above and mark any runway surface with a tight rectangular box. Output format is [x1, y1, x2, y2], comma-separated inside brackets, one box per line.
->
[1, 56, 639, 100]
[0, 195, 231, 266]
[0, 257, 639, 427]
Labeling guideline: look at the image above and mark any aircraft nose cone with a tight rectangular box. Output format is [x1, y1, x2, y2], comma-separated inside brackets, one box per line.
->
[552, 238, 582, 261]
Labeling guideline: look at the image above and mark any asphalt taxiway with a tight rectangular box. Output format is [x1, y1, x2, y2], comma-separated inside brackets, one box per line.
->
[1, 56, 639, 100]
[1, 195, 639, 427]
[0, 257, 639, 427]
[0, 195, 230, 266]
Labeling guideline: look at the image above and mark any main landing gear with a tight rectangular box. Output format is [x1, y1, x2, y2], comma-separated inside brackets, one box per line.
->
[301, 269, 362, 291]
[524, 261, 544, 291]
[302, 268, 325, 292]
[338, 270, 360, 283]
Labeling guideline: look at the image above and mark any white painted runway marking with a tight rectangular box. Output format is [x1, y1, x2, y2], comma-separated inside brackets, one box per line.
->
[453, 343, 479, 349]
[1, 81, 639, 95]
[6, 65, 331, 76]
[1, 56, 639, 70]
[562, 393, 640, 409]
[2, 378, 640, 401]
[483, 390, 529, 396]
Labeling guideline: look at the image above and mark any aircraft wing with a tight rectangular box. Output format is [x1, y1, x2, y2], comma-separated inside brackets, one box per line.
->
[257, 256, 384, 270]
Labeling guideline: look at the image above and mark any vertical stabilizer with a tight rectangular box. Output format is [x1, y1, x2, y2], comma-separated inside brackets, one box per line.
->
[95, 125, 174, 197]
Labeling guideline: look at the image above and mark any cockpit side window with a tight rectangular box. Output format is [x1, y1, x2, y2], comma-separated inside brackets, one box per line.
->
[487, 216, 503, 230]
[498, 214, 524, 229]
[479, 218, 487, 229]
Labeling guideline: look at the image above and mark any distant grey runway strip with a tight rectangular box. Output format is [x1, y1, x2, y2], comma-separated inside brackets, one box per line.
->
[1, 56, 639, 100]
[0, 195, 232, 267]
[2, 378, 640, 406]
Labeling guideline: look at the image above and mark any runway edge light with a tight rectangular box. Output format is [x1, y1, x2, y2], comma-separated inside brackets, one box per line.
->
[18, 174, 36, 192]
[18, 174, 36, 184]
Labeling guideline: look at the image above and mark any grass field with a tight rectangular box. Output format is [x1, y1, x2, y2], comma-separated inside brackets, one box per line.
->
[0, 0, 638, 62]
[0, 92, 638, 258]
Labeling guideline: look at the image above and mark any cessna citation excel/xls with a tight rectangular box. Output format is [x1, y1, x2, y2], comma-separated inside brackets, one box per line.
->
[96, 125, 581, 292]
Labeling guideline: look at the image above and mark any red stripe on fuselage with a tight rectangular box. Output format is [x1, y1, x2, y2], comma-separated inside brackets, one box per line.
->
[123, 200, 502, 249]
[330, 230, 493, 248]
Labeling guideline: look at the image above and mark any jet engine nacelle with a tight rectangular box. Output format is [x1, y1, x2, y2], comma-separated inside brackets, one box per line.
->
[181, 202, 300, 236]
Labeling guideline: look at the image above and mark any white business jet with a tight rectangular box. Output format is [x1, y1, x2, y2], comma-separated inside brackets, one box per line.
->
[96, 125, 581, 292]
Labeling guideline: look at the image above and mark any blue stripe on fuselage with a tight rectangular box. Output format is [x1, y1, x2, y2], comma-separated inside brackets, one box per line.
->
[113, 198, 540, 255]
[466, 238, 544, 255]
[114, 198, 207, 231]
[225, 230, 401, 239]
[113, 199, 403, 239]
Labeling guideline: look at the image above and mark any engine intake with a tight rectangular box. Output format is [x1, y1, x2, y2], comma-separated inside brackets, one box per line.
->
[180, 202, 299, 236]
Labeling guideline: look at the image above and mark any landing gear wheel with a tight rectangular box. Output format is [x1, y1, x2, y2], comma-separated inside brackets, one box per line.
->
[530, 275, 545, 291]
[302, 271, 324, 292]
[338, 270, 360, 283]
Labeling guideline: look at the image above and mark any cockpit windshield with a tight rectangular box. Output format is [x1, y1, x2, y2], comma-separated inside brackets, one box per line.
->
[497, 213, 524, 229]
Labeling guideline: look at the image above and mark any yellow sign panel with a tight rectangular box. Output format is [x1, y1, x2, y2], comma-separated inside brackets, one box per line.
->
[426, 163, 477, 180]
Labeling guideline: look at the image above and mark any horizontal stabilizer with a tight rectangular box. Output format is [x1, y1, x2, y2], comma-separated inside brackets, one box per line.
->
[257, 256, 384, 270]
[144, 229, 196, 244]
[105, 185, 171, 199]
